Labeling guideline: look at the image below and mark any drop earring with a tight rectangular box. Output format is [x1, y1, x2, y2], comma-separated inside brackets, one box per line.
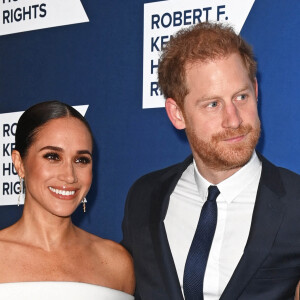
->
[18, 177, 25, 206]
[81, 197, 87, 213]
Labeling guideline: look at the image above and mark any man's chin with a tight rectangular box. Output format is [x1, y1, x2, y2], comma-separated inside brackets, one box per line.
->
[212, 151, 254, 171]
[196, 145, 255, 171]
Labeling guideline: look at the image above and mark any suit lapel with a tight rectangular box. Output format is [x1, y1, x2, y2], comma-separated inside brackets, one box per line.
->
[145, 154, 286, 299]
[149, 156, 193, 300]
[220, 155, 286, 300]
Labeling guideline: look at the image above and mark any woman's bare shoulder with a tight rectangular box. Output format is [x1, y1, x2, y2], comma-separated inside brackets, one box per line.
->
[76, 228, 126, 253]
[0, 223, 20, 245]
[84, 230, 134, 271]
[295, 281, 300, 300]
[79, 229, 135, 294]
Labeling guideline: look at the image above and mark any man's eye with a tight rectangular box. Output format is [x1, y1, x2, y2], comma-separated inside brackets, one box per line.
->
[236, 94, 247, 101]
[43, 152, 60, 161]
[207, 101, 218, 108]
[75, 157, 91, 165]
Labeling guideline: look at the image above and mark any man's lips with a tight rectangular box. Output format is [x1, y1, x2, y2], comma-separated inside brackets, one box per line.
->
[223, 134, 246, 143]
[48, 186, 78, 199]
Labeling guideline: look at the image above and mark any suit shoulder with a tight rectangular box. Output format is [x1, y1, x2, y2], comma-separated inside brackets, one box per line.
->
[277, 165, 300, 179]
[132, 162, 180, 186]
[277, 166, 300, 189]
[129, 155, 192, 191]
[259, 153, 300, 189]
[263, 158, 300, 198]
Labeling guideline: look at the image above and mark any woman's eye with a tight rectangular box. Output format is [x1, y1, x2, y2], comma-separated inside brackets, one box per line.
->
[43, 152, 60, 161]
[75, 157, 91, 165]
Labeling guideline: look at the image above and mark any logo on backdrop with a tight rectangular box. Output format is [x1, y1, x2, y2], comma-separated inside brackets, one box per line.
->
[0, 0, 88, 36]
[0, 105, 89, 206]
[143, 0, 255, 109]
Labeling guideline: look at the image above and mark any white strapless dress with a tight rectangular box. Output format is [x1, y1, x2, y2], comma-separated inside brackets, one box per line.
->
[0, 282, 134, 299]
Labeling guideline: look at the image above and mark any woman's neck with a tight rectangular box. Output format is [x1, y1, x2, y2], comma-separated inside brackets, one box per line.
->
[12, 203, 78, 251]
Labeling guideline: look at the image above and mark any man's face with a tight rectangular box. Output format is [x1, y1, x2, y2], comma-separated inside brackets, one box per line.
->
[181, 53, 260, 172]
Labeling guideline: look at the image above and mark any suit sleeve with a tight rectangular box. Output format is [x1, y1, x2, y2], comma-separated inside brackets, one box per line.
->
[121, 186, 143, 300]
[121, 185, 133, 252]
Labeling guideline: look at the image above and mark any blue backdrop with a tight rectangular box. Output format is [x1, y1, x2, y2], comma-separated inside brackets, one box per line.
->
[1, 0, 300, 242]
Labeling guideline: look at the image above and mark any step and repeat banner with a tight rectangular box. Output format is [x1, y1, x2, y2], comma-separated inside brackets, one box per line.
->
[1, 0, 300, 241]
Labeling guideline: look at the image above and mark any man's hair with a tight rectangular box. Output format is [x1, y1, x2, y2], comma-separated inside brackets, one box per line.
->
[158, 22, 257, 108]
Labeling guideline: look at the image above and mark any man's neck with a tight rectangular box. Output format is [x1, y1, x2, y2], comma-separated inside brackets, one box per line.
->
[194, 158, 242, 185]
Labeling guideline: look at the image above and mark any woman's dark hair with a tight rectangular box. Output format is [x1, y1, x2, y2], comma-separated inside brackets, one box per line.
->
[15, 100, 93, 158]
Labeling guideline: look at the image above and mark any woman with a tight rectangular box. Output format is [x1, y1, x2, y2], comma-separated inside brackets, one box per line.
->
[0, 101, 135, 299]
[296, 281, 300, 300]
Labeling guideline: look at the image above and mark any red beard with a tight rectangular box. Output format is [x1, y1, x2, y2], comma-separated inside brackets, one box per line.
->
[186, 122, 261, 171]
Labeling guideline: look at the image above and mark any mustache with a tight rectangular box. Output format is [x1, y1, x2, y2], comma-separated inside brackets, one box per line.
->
[211, 124, 253, 142]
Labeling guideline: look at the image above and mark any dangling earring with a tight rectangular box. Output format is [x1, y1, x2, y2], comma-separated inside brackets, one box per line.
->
[18, 177, 25, 206]
[81, 197, 87, 213]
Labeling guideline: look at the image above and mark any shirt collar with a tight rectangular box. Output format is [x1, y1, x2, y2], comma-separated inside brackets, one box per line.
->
[193, 152, 262, 203]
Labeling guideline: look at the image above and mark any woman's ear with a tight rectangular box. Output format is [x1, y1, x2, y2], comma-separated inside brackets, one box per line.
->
[11, 150, 25, 178]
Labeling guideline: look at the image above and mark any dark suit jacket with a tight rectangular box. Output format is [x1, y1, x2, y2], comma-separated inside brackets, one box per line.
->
[122, 153, 300, 299]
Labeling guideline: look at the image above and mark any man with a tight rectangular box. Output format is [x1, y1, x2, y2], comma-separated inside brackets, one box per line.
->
[122, 22, 300, 300]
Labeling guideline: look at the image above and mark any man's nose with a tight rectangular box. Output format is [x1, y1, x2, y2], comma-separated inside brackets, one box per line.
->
[221, 103, 242, 129]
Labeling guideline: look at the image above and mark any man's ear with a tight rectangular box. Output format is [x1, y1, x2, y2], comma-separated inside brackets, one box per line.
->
[11, 150, 25, 178]
[254, 78, 258, 100]
[165, 98, 186, 130]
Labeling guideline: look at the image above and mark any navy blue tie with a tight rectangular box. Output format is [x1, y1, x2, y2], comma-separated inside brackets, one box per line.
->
[183, 185, 220, 300]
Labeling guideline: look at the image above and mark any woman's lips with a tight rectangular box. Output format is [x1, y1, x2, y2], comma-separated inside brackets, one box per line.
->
[48, 186, 78, 200]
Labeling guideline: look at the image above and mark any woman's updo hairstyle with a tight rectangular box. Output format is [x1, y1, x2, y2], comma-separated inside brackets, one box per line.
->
[15, 100, 93, 158]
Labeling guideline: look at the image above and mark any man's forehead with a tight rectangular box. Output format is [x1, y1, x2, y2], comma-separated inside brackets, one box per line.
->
[185, 52, 242, 70]
[183, 54, 256, 99]
[184, 53, 253, 85]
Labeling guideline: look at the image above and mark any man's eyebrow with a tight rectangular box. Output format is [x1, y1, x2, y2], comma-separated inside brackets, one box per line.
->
[196, 85, 253, 103]
[233, 85, 253, 95]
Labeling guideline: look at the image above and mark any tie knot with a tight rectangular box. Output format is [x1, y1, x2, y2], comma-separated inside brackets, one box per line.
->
[207, 185, 220, 202]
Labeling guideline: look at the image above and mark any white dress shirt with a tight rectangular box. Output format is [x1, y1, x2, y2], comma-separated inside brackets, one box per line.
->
[164, 152, 262, 299]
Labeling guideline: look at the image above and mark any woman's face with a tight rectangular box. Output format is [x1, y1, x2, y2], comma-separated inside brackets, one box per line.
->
[15, 117, 93, 217]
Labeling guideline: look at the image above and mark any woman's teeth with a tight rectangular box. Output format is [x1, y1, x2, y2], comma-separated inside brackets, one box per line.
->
[49, 187, 75, 196]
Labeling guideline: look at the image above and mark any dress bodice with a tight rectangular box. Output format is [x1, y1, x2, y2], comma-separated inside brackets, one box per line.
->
[0, 281, 134, 299]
